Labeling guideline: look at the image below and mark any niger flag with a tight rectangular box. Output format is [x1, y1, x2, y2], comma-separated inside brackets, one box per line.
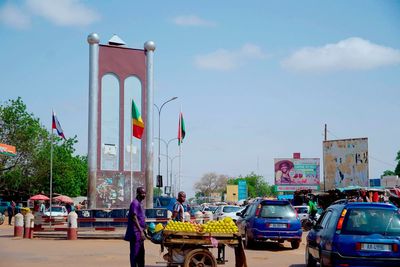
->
[178, 112, 185, 145]
[132, 100, 144, 139]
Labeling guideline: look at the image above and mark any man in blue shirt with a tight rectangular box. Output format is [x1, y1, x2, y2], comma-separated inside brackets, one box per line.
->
[124, 187, 147, 267]
[172, 191, 186, 222]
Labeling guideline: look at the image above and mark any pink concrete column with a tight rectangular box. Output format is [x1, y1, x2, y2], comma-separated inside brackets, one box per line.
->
[14, 213, 24, 237]
[24, 213, 34, 239]
[67, 211, 78, 240]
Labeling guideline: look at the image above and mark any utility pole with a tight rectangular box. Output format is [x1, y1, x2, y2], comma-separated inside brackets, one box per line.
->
[323, 123, 327, 192]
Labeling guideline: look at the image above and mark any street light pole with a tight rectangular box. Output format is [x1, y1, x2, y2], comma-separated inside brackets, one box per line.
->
[155, 137, 178, 194]
[154, 97, 178, 193]
[170, 155, 181, 197]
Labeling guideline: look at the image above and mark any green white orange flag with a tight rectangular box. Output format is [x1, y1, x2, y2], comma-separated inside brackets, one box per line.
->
[132, 100, 144, 139]
[178, 112, 185, 145]
[0, 143, 16, 157]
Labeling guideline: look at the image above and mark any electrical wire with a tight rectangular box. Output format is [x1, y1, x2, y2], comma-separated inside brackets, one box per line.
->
[324, 127, 397, 168]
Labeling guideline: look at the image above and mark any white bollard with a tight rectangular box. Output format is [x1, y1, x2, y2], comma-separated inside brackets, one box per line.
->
[14, 213, 24, 237]
[67, 211, 78, 240]
[24, 213, 34, 239]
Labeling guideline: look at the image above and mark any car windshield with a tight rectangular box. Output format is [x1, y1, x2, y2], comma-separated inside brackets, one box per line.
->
[260, 204, 296, 218]
[223, 206, 242, 213]
[204, 206, 218, 213]
[190, 206, 201, 214]
[49, 207, 63, 212]
[342, 208, 400, 236]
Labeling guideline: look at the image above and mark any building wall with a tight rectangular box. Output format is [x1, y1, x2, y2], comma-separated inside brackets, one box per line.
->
[226, 185, 238, 203]
[381, 175, 400, 187]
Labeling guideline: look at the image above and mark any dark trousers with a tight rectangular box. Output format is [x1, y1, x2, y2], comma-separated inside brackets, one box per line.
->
[130, 239, 145, 267]
[8, 214, 12, 225]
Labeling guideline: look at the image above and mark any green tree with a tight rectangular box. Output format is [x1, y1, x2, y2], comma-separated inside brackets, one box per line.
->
[382, 170, 395, 177]
[32, 137, 87, 197]
[194, 172, 228, 197]
[395, 151, 400, 176]
[381, 150, 400, 178]
[0, 98, 87, 199]
[0, 97, 49, 197]
[227, 172, 275, 198]
[154, 187, 163, 197]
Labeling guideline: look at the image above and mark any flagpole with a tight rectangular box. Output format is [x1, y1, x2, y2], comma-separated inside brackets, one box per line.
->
[179, 144, 181, 194]
[130, 100, 133, 203]
[178, 107, 182, 194]
[50, 110, 53, 227]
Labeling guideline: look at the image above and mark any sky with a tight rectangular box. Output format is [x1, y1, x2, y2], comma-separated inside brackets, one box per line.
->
[1, 0, 400, 198]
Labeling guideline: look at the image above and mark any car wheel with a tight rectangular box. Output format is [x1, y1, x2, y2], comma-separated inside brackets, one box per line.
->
[305, 247, 317, 267]
[291, 240, 300, 249]
[320, 256, 327, 267]
[244, 229, 254, 249]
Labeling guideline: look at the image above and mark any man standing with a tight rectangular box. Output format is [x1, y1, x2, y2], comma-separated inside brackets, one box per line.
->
[7, 202, 14, 225]
[124, 187, 147, 267]
[171, 191, 186, 222]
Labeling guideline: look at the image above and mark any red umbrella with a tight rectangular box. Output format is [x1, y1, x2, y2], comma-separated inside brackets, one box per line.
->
[53, 195, 73, 204]
[29, 194, 50, 201]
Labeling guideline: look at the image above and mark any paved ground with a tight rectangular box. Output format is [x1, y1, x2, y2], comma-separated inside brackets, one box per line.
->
[0, 217, 307, 267]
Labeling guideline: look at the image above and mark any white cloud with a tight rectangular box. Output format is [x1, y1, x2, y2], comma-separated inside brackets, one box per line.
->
[0, 4, 31, 29]
[194, 43, 267, 71]
[26, 0, 100, 26]
[281, 37, 400, 72]
[173, 15, 216, 27]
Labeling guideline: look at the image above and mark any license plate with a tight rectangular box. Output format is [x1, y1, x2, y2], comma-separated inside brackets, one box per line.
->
[269, 223, 287, 228]
[361, 243, 391, 252]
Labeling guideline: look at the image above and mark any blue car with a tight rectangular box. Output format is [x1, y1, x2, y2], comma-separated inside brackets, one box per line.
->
[306, 201, 400, 267]
[236, 199, 302, 249]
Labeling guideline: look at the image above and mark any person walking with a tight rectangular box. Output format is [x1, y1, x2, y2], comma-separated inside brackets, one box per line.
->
[124, 187, 147, 267]
[171, 191, 186, 222]
[7, 202, 14, 225]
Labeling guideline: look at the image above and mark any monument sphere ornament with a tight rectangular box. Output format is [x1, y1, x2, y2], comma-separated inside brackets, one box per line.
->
[144, 41, 156, 51]
[87, 33, 100, 44]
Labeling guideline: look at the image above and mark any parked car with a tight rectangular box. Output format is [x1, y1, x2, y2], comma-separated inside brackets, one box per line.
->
[153, 196, 176, 211]
[0, 201, 10, 215]
[236, 199, 302, 249]
[306, 202, 400, 267]
[153, 196, 189, 212]
[293, 205, 309, 221]
[201, 205, 219, 214]
[214, 205, 244, 222]
[189, 205, 202, 219]
[44, 206, 68, 216]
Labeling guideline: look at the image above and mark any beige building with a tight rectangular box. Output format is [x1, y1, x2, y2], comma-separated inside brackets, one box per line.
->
[226, 185, 238, 203]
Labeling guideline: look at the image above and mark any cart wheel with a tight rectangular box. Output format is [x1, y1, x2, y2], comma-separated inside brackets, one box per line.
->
[183, 248, 217, 267]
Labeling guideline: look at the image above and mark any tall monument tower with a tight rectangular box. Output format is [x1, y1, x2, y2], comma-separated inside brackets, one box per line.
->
[87, 33, 155, 209]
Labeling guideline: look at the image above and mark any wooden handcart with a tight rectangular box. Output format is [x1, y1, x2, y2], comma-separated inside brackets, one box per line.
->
[161, 230, 247, 267]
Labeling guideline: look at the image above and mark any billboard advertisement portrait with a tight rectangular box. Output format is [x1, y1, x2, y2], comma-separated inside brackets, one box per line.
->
[274, 158, 320, 186]
[323, 138, 368, 190]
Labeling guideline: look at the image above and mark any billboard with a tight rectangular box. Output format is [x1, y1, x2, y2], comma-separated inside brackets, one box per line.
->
[238, 180, 248, 201]
[323, 138, 368, 190]
[274, 158, 320, 186]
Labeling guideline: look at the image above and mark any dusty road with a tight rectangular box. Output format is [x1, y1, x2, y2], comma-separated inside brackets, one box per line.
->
[0, 220, 306, 267]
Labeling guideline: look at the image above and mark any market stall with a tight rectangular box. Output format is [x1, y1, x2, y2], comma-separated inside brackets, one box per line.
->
[153, 218, 247, 267]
